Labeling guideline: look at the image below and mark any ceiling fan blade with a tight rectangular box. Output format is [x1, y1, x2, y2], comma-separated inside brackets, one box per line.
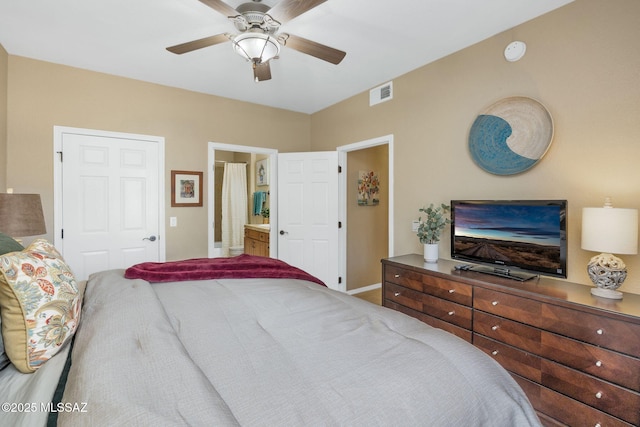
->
[198, 0, 239, 18]
[267, 0, 327, 24]
[166, 33, 230, 55]
[280, 34, 346, 65]
[253, 61, 272, 82]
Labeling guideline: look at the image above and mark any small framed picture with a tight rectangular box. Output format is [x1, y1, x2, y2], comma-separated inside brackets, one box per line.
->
[171, 170, 203, 207]
[256, 159, 269, 186]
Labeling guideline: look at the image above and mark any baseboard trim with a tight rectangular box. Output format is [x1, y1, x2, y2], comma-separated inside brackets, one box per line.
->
[347, 283, 381, 295]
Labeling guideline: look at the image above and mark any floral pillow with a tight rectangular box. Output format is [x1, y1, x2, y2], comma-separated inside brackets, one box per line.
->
[0, 317, 10, 371]
[0, 240, 82, 373]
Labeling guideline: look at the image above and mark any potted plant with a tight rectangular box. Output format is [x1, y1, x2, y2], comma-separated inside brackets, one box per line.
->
[261, 207, 270, 224]
[417, 203, 451, 262]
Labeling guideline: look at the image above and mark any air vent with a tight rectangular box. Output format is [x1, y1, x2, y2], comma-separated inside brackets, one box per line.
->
[369, 81, 393, 106]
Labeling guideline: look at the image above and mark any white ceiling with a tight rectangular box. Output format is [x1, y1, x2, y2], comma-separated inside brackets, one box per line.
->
[0, 0, 573, 114]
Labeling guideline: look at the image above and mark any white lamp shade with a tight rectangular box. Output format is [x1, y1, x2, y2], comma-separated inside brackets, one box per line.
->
[233, 33, 280, 62]
[581, 207, 638, 255]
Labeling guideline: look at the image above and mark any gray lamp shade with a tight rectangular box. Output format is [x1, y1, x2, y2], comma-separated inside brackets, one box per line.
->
[0, 194, 47, 237]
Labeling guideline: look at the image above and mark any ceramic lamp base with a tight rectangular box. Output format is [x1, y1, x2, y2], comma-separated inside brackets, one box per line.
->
[586, 253, 627, 300]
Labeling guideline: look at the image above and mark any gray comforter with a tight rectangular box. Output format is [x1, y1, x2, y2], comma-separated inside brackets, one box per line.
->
[58, 269, 540, 426]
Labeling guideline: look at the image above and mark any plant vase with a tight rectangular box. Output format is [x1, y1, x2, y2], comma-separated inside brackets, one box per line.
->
[424, 243, 439, 263]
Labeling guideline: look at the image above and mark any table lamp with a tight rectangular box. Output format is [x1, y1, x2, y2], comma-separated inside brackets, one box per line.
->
[581, 197, 638, 299]
[0, 193, 47, 241]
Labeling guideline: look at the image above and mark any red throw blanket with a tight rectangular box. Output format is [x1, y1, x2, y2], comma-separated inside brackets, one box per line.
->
[124, 254, 325, 287]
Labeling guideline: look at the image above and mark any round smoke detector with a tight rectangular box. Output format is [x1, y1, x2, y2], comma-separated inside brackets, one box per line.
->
[504, 41, 526, 62]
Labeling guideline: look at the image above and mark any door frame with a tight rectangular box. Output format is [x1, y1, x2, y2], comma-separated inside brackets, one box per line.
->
[207, 142, 278, 258]
[337, 134, 394, 292]
[52, 126, 166, 260]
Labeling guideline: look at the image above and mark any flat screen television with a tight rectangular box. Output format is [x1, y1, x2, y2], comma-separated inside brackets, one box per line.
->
[450, 200, 567, 281]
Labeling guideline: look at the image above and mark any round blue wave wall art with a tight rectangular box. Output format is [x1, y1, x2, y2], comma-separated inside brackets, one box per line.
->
[469, 96, 554, 175]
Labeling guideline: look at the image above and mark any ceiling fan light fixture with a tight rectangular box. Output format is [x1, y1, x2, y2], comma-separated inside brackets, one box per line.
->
[232, 32, 280, 63]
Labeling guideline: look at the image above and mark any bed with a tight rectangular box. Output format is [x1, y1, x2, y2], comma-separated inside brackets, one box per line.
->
[0, 240, 541, 426]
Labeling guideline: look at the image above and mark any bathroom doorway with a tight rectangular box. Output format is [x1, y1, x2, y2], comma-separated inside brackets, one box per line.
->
[207, 142, 277, 258]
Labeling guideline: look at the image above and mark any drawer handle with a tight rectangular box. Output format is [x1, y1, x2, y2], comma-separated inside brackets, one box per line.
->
[491, 325, 500, 331]
[595, 391, 603, 399]
[491, 350, 499, 356]
[491, 301, 499, 306]
[595, 360, 602, 368]
[448, 289, 455, 294]
[394, 274, 400, 278]
[596, 328, 604, 335]
[447, 311, 455, 316]
[394, 292, 400, 297]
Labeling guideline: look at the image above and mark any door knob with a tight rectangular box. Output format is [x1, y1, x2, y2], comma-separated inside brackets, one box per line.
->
[279, 230, 288, 235]
[143, 235, 157, 242]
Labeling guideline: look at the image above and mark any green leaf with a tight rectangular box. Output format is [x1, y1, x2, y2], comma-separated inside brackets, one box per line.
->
[416, 202, 451, 244]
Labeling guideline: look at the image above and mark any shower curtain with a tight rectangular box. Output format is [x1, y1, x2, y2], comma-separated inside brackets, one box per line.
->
[221, 163, 248, 257]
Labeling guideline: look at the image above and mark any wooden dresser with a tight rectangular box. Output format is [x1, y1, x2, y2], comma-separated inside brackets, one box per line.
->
[382, 254, 640, 427]
[244, 224, 270, 257]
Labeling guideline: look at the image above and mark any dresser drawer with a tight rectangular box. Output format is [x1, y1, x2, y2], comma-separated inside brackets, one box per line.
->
[385, 282, 472, 329]
[513, 374, 634, 427]
[542, 360, 640, 425]
[541, 332, 640, 392]
[475, 335, 541, 383]
[384, 265, 472, 306]
[384, 282, 422, 312]
[384, 266, 422, 292]
[422, 293, 472, 329]
[474, 311, 542, 354]
[384, 301, 472, 342]
[474, 287, 640, 356]
[475, 311, 640, 393]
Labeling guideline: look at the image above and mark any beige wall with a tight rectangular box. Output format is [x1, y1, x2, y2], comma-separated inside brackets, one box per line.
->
[3, 0, 640, 295]
[0, 44, 7, 191]
[4, 57, 310, 260]
[311, 0, 640, 295]
[347, 145, 389, 291]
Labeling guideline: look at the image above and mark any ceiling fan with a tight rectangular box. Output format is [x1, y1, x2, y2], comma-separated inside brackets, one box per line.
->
[166, 0, 346, 82]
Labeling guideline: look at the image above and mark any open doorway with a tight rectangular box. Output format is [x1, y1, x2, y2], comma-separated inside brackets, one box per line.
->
[207, 142, 278, 258]
[338, 135, 394, 295]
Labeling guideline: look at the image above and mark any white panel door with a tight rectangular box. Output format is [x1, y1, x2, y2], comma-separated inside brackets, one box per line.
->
[60, 132, 162, 280]
[278, 152, 339, 289]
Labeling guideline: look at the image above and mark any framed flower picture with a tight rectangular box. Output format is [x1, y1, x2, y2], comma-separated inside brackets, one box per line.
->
[357, 170, 380, 206]
[171, 170, 203, 207]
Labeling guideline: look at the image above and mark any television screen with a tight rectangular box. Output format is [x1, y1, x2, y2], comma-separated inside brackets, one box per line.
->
[451, 200, 567, 280]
